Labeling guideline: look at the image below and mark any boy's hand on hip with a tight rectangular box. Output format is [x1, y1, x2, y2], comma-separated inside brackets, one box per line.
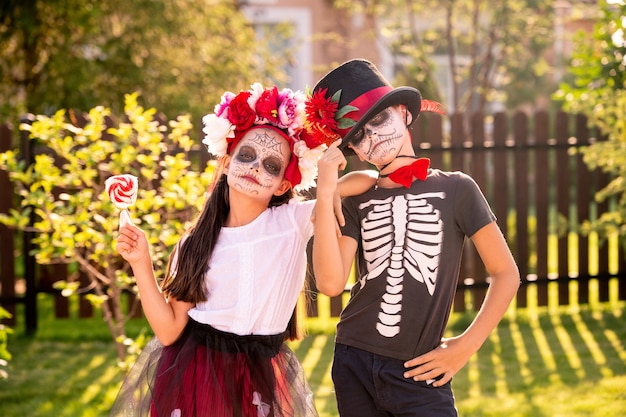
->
[403, 336, 472, 387]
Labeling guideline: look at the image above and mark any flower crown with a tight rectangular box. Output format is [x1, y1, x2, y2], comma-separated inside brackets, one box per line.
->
[202, 83, 328, 191]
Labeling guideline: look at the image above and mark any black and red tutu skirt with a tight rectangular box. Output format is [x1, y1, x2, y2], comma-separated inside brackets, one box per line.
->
[109, 319, 318, 417]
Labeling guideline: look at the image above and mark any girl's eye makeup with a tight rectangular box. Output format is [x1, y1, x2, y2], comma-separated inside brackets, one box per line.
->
[236, 146, 256, 162]
[235, 145, 283, 176]
[263, 157, 283, 176]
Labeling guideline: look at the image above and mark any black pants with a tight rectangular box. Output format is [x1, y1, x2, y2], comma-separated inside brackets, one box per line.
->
[332, 344, 458, 417]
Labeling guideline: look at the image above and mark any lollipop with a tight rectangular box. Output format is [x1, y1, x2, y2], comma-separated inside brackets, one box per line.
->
[105, 174, 138, 228]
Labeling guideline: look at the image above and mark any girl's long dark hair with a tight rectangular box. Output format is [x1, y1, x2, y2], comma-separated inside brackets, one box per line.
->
[160, 172, 304, 340]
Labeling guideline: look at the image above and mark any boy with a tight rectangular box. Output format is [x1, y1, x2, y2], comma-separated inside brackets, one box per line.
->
[312, 59, 520, 417]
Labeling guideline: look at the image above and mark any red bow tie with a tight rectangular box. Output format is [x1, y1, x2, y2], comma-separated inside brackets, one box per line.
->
[384, 158, 430, 188]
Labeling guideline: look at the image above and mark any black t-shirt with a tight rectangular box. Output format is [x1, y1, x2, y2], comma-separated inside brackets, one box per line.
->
[338, 169, 496, 361]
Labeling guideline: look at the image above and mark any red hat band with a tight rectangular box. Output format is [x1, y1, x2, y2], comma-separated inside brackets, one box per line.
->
[338, 86, 393, 135]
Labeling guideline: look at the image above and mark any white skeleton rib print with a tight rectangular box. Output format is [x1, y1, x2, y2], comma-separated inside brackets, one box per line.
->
[359, 192, 445, 337]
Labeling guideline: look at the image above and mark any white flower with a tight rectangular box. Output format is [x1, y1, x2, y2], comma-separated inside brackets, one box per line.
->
[293, 141, 326, 191]
[248, 82, 264, 120]
[202, 114, 234, 157]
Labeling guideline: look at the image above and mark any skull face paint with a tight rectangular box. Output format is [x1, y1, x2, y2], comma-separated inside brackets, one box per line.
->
[348, 106, 407, 166]
[227, 128, 290, 197]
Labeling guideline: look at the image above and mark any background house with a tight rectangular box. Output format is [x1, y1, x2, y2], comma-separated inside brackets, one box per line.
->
[240, 0, 382, 90]
[240, 0, 596, 113]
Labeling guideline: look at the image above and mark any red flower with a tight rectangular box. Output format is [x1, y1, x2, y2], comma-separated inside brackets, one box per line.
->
[256, 86, 279, 123]
[306, 89, 339, 131]
[302, 89, 342, 147]
[227, 91, 256, 131]
[300, 124, 340, 149]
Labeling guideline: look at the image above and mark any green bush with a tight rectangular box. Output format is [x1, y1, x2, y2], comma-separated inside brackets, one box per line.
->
[555, 0, 626, 249]
[0, 307, 12, 379]
[0, 93, 214, 365]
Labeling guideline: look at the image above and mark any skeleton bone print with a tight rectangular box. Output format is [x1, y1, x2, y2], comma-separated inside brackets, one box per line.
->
[359, 192, 445, 337]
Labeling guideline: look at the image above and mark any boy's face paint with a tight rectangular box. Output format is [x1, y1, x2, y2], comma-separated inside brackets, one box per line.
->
[227, 128, 290, 198]
[347, 105, 408, 166]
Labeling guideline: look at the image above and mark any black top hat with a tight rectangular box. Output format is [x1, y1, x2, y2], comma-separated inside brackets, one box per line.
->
[312, 59, 422, 149]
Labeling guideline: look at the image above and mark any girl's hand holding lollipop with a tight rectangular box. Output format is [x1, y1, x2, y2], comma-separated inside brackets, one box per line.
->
[105, 174, 138, 229]
[106, 175, 149, 263]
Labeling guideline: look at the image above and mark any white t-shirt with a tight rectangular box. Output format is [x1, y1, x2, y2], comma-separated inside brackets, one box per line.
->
[187, 199, 316, 336]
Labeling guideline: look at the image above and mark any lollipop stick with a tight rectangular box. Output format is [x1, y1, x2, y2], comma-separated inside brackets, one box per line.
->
[119, 209, 133, 229]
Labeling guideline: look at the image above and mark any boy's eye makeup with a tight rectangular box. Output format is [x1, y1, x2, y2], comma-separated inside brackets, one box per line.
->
[349, 109, 393, 148]
[351, 128, 365, 147]
[369, 109, 391, 126]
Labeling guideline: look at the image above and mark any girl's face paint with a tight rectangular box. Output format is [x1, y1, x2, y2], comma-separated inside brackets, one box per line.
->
[227, 128, 291, 198]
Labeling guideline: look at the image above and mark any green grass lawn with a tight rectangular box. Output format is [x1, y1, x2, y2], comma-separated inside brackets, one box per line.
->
[1, 294, 625, 416]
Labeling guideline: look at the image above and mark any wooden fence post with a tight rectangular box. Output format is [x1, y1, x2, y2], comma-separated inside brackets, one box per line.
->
[534, 110, 550, 306]
[595, 130, 612, 302]
[449, 113, 468, 312]
[513, 112, 530, 306]
[555, 111, 571, 305]
[19, 114, 38, 333]
[468, 112, 488, 310]
[0, 124, 16, 326]
[575, 113, 591, 304]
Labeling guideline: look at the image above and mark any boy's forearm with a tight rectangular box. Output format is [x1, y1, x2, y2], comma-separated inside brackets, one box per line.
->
[337, 170, 378, 197]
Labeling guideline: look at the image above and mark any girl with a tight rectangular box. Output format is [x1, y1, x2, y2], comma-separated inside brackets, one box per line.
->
[109, 84, 369, 417]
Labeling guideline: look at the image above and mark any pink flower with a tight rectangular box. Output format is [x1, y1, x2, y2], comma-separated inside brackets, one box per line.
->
[277, 89, 305, 134]
[214, 92, 235, 118]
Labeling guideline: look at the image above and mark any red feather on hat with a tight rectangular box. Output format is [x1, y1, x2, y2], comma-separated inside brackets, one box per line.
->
[420, 99, 446, 115]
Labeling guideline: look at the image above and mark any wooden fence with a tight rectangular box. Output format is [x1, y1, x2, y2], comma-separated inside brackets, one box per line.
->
[1, 110, 626, 330]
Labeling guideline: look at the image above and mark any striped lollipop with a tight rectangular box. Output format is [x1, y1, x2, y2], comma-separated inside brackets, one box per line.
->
[105, 174, 138, 228]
